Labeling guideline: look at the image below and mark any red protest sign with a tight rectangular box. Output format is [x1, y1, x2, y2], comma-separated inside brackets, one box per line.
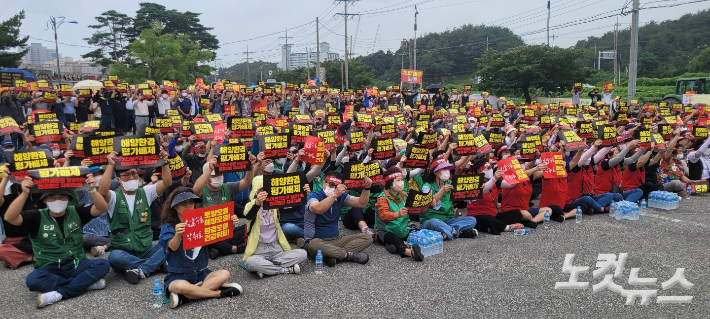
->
[496, 157, 530, 185]
[540, 152, 567, 179]
[182, 202, 234, 250]
[303, 136, 325, 165]
[214, 123, 226, 144]
[401, 69, 423, 84]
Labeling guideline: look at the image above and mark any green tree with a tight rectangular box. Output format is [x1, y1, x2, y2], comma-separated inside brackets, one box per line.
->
[109, 24, 213, 86]
[476, 45, 592, 103]
[688, 47, 710, 72]
[323, 60, 374, 90]
[82, 10, 132, 68]
[0, 10, 29, 68]
[128, 3, 219, 52]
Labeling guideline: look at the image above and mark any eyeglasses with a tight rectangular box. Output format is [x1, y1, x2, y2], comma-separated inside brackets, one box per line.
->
[120, 172, 139, 178]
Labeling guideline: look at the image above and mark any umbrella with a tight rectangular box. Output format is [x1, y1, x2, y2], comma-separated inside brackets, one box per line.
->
[72, 80, 104, 90]
[425, 84, 445, 93]
[0, 68, 38, 81]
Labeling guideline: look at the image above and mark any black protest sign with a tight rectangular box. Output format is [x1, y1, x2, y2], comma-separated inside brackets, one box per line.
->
[347, 130, 365, 152]
[451, 174, 484, 201]
[578, 122, 594, 139]
[259, 134, 291, 159]
[34, 112, 57, 123]
[205, 113, 223, 124]
[693, 180, 709, 194]
[113, 135, 164, 169]
[293, 114, 313, 124]
[289, 122, 312, 144]
[490, 113, 504, 127]
[155, 117, 174, 133]
[539, 115, 554, 128]
[144, 126, 161, 135]
[5, 149, 54, 182]
[517, 139, 537, 159]
[313, 129, 336, 150]
[0, 117, 21, 134]
[227, 116, 256, 138]
[652, 132, 666, 151]
[68, 134, 89, 166]
[363, 162, 383, 186]
[525, 133, 543, 151]
[597, 125, 617, 146]
[257, 125, 276, 137]
[83, 135, 114, 165]
[474, 133, 493, 156]
[92, 130, 118, 137]
[166, 155, 187, 179]
[404, 189, 433, 215]
[213, 144, 252, 174]
[557, 129, 587, 151]
[379, 123, 397, 138]
[658, 123, 672, 139]
[417, 113, 432, 121]
[342, 161, 366, 191]
[453, 132, 476, 156]
[613, 112, 629, 125]
[326, 114, 342, 129]
[372, 138, 396, 160]
[450, 123, 467, 135]
[355, 113, 374, 128]
[395, 115, 407, 129]
[263, 172, 308, 209]
[633, 129, 652, 149]
[29, 166, 90, 192]
[30, 121, 63, 145]
[484, 131, 504, 147]
[404, 144, 430, 168]
[190, 122, 215, 141]
[417, 131, 438, 149]
[693, 125, 708, 139]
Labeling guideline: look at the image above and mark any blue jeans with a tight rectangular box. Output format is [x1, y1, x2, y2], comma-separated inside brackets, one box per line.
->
[25, 258, 109, 299]
[100, 114, 114, 130]
[572, 196, 603, 212]
[108, 243, 167, 276]
[623, 188, 643, 203]
[281, 223, 304, 242]
[421, 217, 477, 240]
[595, 193, 623, 207]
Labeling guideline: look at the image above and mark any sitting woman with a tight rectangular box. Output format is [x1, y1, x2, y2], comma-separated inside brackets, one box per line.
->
[374, 168, 424, 261]
[159, 187, 243, 309]
[243, 176, 308, 278]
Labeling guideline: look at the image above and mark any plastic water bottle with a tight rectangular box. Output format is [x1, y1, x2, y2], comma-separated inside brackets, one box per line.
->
[543, 210, 551, 229]
[152, 279, 162, 308]
[686, 184, 692, 200]
[610, 200, 616, 217]
[640, 199, 647, 215]
[513, 228, 531, 235]
[576, 206, 582, 224]
[0, 220, 5, 244]
[315, 250, 323, 274]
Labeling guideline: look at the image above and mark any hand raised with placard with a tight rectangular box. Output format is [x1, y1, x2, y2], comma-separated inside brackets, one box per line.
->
[256, 152, 265, 163]
[81, 158, 93, 167]
[439, 184, 454, 194]
[364, 177, 372, 189]
[174, 223, 186, 236]
[107, 151, 117, 166]
[208, 155, 217, 172]
[494, 169, 504, 180]
[255, 190, 268, 206]
[20, 176, 33, 194]
[304, 183, 311, 195]
[334, 184, 347, 197]
[86, 174, 96, 189]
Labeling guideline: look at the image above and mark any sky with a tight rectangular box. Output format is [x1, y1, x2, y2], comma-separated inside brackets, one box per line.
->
[4, 0, 710, 69]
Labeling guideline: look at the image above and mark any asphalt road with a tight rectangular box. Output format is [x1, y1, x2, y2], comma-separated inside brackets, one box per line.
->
[1, 194, 709, 319]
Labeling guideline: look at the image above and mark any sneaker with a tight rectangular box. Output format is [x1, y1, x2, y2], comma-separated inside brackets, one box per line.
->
[284, 264, 300, 274]
[296, 238, 305, 248]
[361, 226, 374, 235]
[385, 243, 397, 254]
[86, 278, 106, 291]
[36, 291, 62, 308]
[324, 256, 337, 267]
[459, 228, 478, 238]
[169, 292, 189, 309]
[346, 251, 369, 264]
[90, 246, 105, 257]
[411, 244, 424, 262]
[219, 283, 243, 298]
[124, 268, 144, 284]
[507, 223, 524, 231]
[209, 248, 220, 260]
[255, 272, 264, 279]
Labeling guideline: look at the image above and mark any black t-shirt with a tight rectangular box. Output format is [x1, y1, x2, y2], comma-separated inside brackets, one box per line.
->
[19, 205, 95, 239]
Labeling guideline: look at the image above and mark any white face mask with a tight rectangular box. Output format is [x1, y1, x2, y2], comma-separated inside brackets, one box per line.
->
[94, 175, 102, 185]
[323, 186, 335, 196]
[676, 154, 684, 160]
[52, 150, 61, 158]
[501, 154, 510, 159]
[210, 175, 224, 188]
[121, 179, 140, 192]
[438, 170, 451, 182]
[182, 93, 188, 97]
[483, 169, 493, 180]
[342, 157, 350, 163]
[175, 146, 184, 152]
[162, 94, 168, 99]
[264, 163, 274, 173]
[392, 180, 405, 193]
[196, 153, 206, 158]
[4, 147, 15, 152]
[47, 200, 68, 214]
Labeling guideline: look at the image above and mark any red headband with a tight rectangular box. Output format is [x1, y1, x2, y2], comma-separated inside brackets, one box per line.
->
[324, 176, 342, 185]
[496, 145, 509, 158]
[429, 157, 447, 172]
[383, 172, 402, 183]
[476, 162, 491, 173]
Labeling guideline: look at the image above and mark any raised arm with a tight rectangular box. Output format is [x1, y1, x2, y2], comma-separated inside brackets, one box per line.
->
[155, 150, 173, 196]
[4, 177, 33, 226]
[609, 140, 639, 167]
[594, 146, 613, 164]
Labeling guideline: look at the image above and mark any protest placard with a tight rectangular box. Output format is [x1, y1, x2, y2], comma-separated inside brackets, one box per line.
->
[558, 129, 588, 151]
[113, 135, 164, 169]
[303, 136, 325, 165]
[155, 117, 174, 133]
[404, 190, 433, 215]
[540, 152, 567, 179]
[342, 161, 366, 191]
[166, 155, 187, 179]
[312, 129, 336, 150]
[484, 131, 504, 147]
[289, 122, 312, 144]
[227, 116, 256, 138]
[372, 138, 396, 160]
[417, 131, 438, 149]
[363, 162, 383, 186]
[597, 125, 617, 146]
[5, 149, 54, 182]
[453, 132, 476, 156]
[30, 121, 63, 145]
[191, 122, 215, 141]
[451, 174, 484, 201]
[633, 129, 652, 149]
[28, 166, 90, 192]
[496, 157, 530, 185]
[347, 130, 365, 152]
[259, 134, 291, 159]
[182, 202, 234, 250]
[0, 117, 21, 134]
[213, 144, 252, 174]
[404, 144, 429, 168]
[263, 172, 308, 209]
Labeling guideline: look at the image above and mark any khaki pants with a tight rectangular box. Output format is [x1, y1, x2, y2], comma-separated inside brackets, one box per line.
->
[305, 233, 373, 260]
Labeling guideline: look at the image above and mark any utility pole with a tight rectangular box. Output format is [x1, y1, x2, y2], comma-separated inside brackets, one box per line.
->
[414, 5, 418, 71]
[340, 61, 344, 92]
[279, 28, 293, 71]
[614, 18, 619, 85]
[307, 48, 311, 79]
[486, 36, 489, 51]
[316, 17, 321, 81]
[594, 44, 597, 69]
[48, 16, 77, 86]
[547, 1, 551, 46]
[335, 0, 358, 90]
[242, 46, 255, 84]
[628, 0, 640, 101]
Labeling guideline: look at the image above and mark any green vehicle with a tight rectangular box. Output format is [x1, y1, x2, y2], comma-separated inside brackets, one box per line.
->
[662, 77, 710, 105]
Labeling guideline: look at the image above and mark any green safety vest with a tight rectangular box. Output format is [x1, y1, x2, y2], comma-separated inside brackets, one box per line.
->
[201, 184, 231, 207]
[374, 190, 410, 239]
[30, 207, 85, 268]
[109, 189, 153, 253]
[420, 181, 454, 223]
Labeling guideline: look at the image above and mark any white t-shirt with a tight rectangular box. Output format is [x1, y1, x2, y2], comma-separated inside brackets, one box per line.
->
[107, 184, 159, 218]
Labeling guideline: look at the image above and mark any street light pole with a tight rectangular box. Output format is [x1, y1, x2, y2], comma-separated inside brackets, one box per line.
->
[47, 16, 77, 87]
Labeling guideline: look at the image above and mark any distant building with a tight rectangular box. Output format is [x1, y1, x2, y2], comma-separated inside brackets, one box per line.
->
[23, 43, 57, 65]
[20, 56, 102, 82]
[279, 42, 339, 70]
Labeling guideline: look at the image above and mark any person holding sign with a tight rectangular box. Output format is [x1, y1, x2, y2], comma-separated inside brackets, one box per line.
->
[622, 145, 665, 200]
[242, 176, 308, 278]
[0, 164, 35, 269]
[98, 151, 172, 285]
[302, 171, 373, 267]
[593, 140, 643, 203]
[534, 151, 584, 220]
[420, 157, 478, 240]
[158, 187, 243, 308]
[373, 169, 424, 261]
[133, 91, 156, 135]
[3, 173, 110, 308]
[687, 137, 710, 181]
[658, 131, 695, 196]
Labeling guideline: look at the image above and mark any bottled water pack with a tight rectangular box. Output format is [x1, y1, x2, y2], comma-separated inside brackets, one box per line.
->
[647, 191, 679, 210]
[407, 229, 443, 258]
